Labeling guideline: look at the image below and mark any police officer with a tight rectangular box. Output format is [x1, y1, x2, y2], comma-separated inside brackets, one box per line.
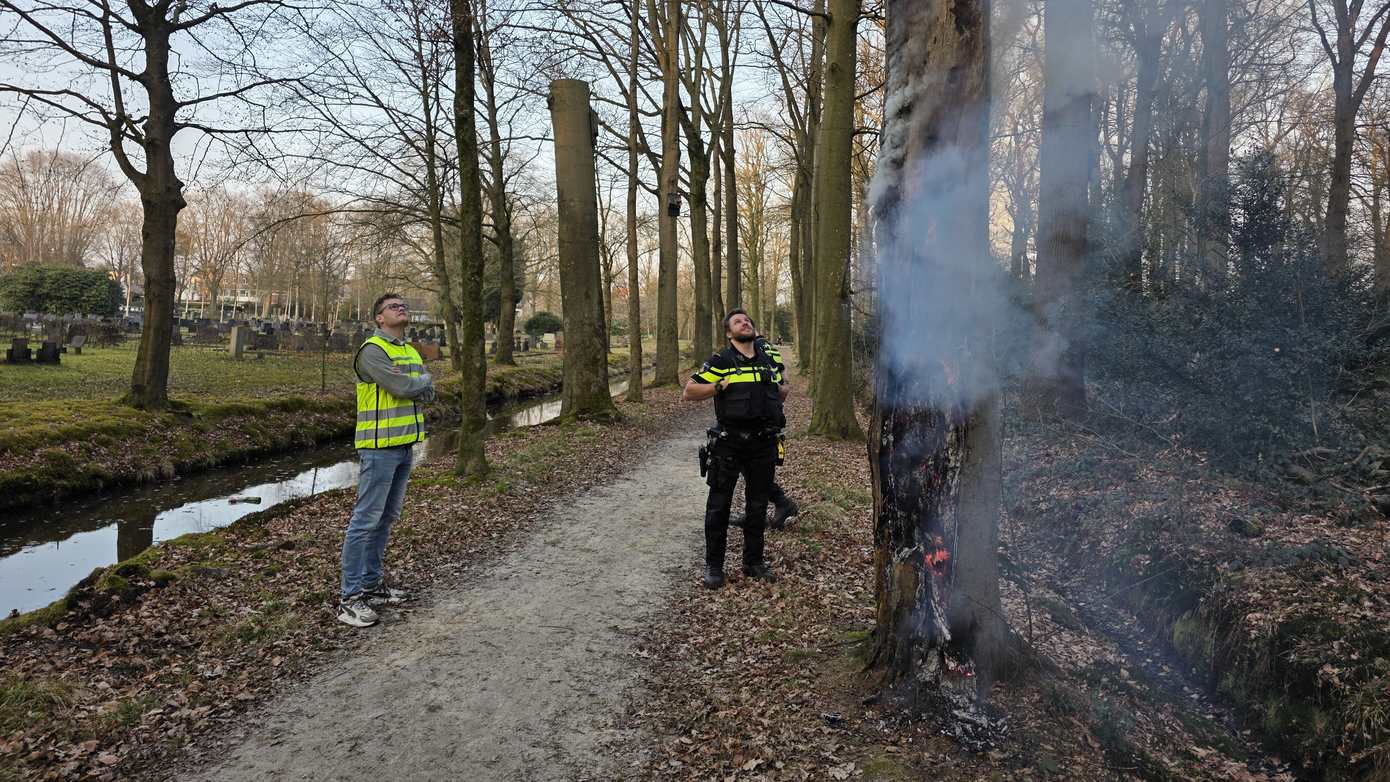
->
[682, 309, 789, 589]
[732, 334, 799, 530]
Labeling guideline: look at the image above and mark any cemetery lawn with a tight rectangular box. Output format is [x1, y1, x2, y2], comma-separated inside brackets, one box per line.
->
[0, 344, 631, 510]
[0, 341, 581, 402]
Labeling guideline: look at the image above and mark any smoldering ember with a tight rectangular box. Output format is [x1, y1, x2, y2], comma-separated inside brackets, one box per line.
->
[3, 0, 1390, 778]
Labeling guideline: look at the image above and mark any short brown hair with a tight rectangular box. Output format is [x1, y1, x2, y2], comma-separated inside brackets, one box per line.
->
[722, 308, 754, 335]
[372, 292, 402, 317]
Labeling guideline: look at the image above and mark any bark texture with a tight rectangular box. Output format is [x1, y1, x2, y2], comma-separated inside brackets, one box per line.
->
[452, 0, 489, 477]
[551, 80, 620, 422]
[653, 0, 682, 386]
[125, 20, 186, 410]
[868, 0, 1004, 695]
[478, 18, 517, 366]
[626, 0, 644, 402]
[807, 0, 864, 440]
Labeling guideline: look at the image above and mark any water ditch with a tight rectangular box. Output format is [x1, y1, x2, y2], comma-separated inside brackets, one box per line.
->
[0, 377, 636, 616]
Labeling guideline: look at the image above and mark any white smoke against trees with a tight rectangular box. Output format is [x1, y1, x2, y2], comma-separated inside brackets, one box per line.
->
[868, 0, 1096, 409]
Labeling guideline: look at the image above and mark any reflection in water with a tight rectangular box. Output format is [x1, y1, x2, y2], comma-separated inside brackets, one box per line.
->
[0, 376, 637, 617]
[116, 519, 154, 563]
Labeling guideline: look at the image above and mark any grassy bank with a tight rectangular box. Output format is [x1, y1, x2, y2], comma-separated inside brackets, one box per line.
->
[0, 382, 700, 782]
[1006, 409, 1390, 780]
[0, 349, 632, 511]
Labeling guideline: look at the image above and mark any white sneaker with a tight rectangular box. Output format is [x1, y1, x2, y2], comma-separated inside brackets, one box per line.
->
[364, 584, 410, 606]
[337, 595, 379, 627]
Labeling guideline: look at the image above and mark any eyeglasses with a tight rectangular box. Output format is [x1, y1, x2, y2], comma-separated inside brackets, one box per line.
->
[380, 303, 409, 312]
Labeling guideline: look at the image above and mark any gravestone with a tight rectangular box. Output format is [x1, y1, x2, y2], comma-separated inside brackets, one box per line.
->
[412, 341, 442, 362]
[69, 335, 86, 355]
[194, 324, 221, 345]
[542, 332, 556, 349]
[329, 331, 350, 352]
[228, 326, 251, 359]
[6, 338, 31, 363]
[35, 341, 60, 364]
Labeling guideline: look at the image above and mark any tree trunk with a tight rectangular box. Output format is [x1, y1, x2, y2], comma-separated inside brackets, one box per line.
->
[685, 44, 714, 361]
[800, 0, 826, 373]
[487, 133, 517, 367]
[1372, 133, 1390, 295]
[789, 167, 808, 347]
[1324, 81, 1355, 276]
[452, 0, 489, 477]
[868, 0, 1004, 695]
[653, 0, 682, 385]
[626, 0, 644, 401]
[1027, 0, 1094, 418]
[551, 80, 620, 421]
[126, 25, 185, 411]
[1117, 17, 1162, 293]
[421, 74, 464, 375]
[1197, 0, 1230, 284]
[807, 0, 864, 441]
[711, 131, 726, 334]
[719, 3, 741, 311]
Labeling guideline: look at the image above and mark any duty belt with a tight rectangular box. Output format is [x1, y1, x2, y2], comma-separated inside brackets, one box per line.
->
[709, 425, 780, 442]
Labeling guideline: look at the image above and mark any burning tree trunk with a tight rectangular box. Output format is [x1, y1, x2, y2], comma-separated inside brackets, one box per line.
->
[868, 0, 1007, 696]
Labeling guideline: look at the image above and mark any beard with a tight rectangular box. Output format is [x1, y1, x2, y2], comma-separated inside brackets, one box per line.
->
[732, 333, 756, 344]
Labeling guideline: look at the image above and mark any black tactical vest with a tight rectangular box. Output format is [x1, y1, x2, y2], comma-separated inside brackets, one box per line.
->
[713, 344, 785, 430]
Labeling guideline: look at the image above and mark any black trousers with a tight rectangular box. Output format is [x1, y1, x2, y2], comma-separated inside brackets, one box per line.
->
[704, 435, 777, 569]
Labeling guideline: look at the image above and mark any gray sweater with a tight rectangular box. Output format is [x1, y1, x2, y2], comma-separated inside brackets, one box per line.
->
[354, 329, 436, 403]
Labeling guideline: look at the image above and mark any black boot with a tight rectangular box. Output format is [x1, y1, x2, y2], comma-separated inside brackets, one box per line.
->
[743, 560, 776, 582]
[703, 564, 726, 589]
[770, 498, 800, 530]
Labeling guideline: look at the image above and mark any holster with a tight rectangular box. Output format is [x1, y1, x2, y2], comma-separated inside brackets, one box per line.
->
[698, 445, 709, 477]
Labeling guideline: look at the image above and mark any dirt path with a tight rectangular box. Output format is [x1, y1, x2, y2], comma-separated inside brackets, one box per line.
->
[180, 422, 708, 782]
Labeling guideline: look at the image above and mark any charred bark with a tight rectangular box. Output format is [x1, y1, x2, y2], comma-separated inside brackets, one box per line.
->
[868, 0, 1005, 697]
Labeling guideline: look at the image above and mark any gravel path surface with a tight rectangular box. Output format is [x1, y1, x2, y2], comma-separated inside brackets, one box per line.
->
[182, 422, 707, 782]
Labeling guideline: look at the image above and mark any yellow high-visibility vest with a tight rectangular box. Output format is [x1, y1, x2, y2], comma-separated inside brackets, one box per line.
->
[354, 336, 427, 449]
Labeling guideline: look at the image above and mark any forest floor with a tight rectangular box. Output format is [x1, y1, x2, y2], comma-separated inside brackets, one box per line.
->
[2, 360, 1377, 781]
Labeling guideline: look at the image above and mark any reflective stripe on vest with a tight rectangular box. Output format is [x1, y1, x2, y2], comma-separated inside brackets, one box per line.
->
[354, 336, 427, 449]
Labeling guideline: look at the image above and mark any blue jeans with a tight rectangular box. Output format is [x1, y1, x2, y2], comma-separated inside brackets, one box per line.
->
[340, 446, 414, 599]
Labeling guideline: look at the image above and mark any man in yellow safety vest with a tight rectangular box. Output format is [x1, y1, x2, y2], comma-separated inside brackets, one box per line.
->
[338, 292, 435, 627]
